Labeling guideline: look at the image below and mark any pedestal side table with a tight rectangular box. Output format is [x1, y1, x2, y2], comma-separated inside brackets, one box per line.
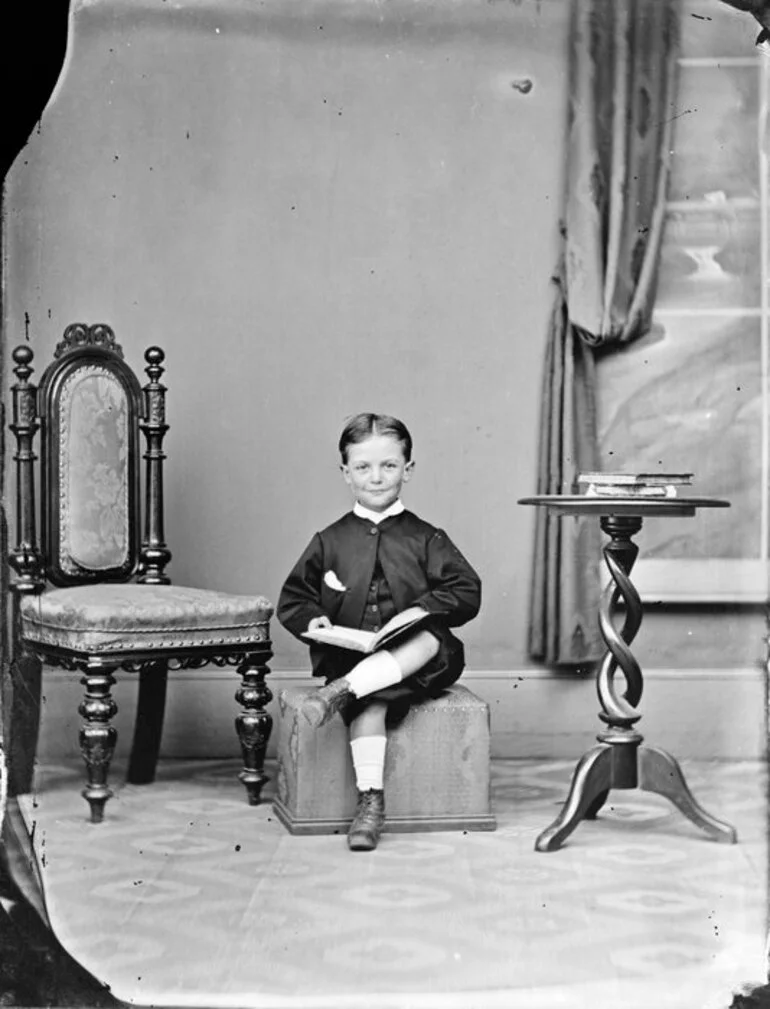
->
[518, 494, 737, 852]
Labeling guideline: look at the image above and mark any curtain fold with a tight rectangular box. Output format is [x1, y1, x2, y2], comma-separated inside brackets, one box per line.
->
[528, 0, 681, 666]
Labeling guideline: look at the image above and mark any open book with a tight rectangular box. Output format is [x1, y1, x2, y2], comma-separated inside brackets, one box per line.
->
[301, 606, 431, 654]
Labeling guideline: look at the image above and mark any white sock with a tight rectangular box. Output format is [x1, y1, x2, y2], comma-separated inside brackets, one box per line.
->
[350, 735, 387, 791]
[345, 649, 403, 698]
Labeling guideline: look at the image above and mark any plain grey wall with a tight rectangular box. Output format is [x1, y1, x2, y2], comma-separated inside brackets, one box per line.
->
[3, 0, 572, 672]
[3, 0, 765, 681]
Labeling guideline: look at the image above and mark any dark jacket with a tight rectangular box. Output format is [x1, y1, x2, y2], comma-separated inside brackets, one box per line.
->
[277, 509, 481, 691]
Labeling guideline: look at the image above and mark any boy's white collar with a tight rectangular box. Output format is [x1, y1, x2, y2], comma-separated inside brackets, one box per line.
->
[354, 499, 405, 525]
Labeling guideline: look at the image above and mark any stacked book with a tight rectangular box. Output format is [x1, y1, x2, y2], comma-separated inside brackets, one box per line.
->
[578, 472, 693, 499]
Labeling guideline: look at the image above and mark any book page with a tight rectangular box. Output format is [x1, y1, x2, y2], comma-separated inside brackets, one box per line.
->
[372, 606, 430, 649]
[301, 626, 376, 652]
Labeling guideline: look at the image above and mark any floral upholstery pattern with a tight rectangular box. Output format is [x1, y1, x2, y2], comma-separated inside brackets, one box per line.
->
[59, 367, 129, 574]
[20, 584, 274, 654]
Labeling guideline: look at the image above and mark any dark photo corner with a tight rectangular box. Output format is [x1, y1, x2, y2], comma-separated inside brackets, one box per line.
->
[2, 4, 124, 1006]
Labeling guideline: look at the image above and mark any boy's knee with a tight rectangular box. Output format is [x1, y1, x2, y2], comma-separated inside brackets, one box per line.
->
[390, 629, 439, 672]
[424, 629, 441, 658]
[408, 629, 441, 665]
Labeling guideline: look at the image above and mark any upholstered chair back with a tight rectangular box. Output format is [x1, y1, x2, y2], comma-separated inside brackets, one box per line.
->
[37, 324, 143, 587]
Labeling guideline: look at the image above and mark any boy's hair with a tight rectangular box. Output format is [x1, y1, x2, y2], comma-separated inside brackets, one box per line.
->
[338, 413, 413, 463]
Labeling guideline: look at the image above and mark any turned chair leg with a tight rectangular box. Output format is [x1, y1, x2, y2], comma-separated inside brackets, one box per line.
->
[127, 659, 168, 785]
[78, 660, 119, 823]
[235, 652, 273, 805]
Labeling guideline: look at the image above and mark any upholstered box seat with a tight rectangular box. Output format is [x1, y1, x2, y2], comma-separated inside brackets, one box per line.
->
[274, 684, 496, 835]
[19, 584, 273, 655]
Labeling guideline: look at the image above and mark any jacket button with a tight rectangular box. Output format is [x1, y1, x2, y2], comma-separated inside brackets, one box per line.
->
[370, 527, 378, 535]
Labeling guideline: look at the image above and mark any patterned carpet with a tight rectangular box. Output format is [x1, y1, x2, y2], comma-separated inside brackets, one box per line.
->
[14, 757, 768, 1009]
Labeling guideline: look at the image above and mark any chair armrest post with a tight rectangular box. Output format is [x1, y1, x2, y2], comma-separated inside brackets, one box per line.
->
[9, 347, 43, 593]
[138, 346, 172, 584]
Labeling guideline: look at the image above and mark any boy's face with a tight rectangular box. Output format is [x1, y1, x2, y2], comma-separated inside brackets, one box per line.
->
[341, 434, 413, 513]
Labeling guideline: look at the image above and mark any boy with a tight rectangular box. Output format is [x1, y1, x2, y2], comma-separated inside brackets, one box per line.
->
[277, 413, 481, 851]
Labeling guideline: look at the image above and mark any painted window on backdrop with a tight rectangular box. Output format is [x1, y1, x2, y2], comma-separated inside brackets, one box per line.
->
[596, 0, 769, 602]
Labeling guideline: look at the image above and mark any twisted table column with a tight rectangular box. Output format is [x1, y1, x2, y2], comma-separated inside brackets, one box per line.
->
[533, 512, 737, 852]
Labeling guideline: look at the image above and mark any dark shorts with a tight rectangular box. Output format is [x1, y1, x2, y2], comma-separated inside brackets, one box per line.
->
[318, 625, 465, 727]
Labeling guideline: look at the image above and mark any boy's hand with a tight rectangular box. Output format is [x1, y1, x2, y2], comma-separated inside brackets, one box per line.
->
[308, 616, 332, 631]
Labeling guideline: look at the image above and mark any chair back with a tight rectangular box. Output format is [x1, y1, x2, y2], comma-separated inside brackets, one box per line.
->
[9, 323, 170, 592]
[39, 324, 142, 585]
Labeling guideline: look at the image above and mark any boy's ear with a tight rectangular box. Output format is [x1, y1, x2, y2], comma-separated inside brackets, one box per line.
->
[340, 463, 352, 486]
[403, 460, 415, 481]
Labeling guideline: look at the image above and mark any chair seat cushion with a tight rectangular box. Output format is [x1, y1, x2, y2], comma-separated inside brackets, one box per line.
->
[19, 584, 273, 655]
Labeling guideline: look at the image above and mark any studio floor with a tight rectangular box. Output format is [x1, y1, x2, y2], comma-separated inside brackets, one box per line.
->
[9, 756, 769, 1009]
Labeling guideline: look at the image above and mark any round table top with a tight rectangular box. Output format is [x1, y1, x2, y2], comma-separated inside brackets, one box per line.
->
[517, 494, 731, 517]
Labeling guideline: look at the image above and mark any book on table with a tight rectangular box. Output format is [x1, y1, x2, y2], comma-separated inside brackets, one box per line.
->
[301, 606, 431, 654]
[577, 472, 693, 499]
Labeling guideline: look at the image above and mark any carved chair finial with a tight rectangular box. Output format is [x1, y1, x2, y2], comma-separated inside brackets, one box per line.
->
[12, 344, 34, 374]
[145, 346, 165, 369]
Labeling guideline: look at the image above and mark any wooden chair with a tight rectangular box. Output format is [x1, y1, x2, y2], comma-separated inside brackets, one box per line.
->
[8, 323, 274, 822]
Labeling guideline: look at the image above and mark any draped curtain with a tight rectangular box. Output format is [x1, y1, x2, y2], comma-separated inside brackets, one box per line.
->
[528, 0, 681, 666]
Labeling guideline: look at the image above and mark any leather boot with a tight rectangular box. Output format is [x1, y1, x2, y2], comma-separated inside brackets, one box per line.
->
[301, 678, 354, 728]
[347, 788, 385, 851]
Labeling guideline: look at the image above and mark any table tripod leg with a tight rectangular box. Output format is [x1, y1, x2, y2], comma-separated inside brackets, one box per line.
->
[585, 788, 609, 819]
[535, 745, 613, 852]
[638, 746, 737, 844]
